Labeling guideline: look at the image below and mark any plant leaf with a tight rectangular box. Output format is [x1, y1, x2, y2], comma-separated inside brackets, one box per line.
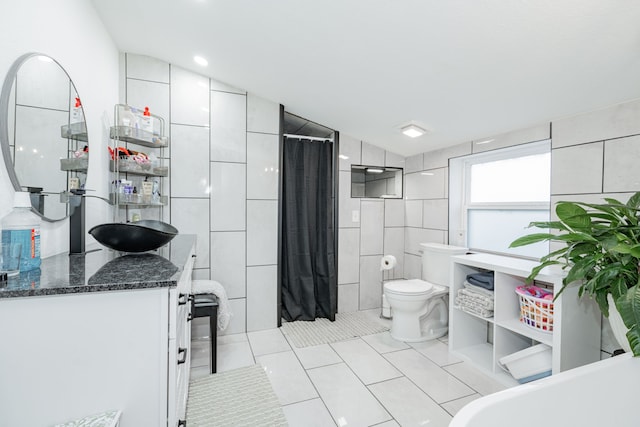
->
[509, 233, 553, 248]
[556, 202, 591, 231]
[626, 192, 640, 210]
[617, 284, 640, 356]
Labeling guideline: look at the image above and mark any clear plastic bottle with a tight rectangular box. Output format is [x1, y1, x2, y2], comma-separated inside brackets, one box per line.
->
[1, 192, 41, 272]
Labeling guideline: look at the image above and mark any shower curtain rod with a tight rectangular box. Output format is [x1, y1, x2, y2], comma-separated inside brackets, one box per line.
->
[284, 133, 333, 142]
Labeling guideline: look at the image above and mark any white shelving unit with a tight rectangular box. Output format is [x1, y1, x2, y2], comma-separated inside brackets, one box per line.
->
[449, 252, 602, 386]
[109, 104, 169, 222]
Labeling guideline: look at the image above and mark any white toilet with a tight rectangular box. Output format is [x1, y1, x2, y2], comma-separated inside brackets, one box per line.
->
[384, 243, 468, 342]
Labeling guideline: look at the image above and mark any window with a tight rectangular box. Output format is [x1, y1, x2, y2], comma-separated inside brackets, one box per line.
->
[449, 140, 551, 259]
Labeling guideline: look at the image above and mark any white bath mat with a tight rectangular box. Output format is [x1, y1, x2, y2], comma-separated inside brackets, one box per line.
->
[281, 310, 389, 348]
[186, 364, 287, 426]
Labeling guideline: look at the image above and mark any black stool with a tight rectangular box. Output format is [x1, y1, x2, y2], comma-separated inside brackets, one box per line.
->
[192, 293, 219, 374]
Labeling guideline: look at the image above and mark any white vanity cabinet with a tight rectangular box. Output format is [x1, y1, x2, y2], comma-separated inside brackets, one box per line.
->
[449, 253, 602, 385]
[0, 241, 195, 427]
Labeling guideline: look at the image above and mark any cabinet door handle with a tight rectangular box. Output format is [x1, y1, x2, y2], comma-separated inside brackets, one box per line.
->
[187, 312, 193, 322]
[178, 293, 188, 305]
[178, 420, 187, 427]
[177, 347, 188, 364]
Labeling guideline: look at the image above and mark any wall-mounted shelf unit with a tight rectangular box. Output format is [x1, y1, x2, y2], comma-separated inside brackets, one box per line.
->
[109, 104, 169, 222]
[61, 122, 88, 142]
[449, 252, 602, 386]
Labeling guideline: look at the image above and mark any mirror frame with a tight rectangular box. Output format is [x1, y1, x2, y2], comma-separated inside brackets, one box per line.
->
[0, 52, 87, 222]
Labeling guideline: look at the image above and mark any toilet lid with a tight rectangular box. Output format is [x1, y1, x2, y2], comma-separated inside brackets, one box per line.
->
[384, 279, 434, 296]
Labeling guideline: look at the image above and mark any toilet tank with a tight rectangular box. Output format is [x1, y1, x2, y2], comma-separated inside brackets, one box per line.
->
[420, 243, 468, 287]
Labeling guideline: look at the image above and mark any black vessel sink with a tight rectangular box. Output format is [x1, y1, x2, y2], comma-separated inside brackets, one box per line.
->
[88, 220, 178, 252]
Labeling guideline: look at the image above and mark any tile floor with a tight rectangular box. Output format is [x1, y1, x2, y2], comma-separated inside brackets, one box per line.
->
[190, 310, 507, 427]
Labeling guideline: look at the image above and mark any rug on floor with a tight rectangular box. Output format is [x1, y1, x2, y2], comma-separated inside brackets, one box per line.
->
[186, 364, 287, 427]
[281, 310, 389, 348]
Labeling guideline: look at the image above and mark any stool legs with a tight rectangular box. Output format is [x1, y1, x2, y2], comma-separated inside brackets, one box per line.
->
[210, 305, 217, 374]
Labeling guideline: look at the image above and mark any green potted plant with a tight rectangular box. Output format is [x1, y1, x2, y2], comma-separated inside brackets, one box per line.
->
[510, 192, 640, 356]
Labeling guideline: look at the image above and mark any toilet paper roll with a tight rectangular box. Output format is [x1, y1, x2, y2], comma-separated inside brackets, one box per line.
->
[380, 255, 397, 271]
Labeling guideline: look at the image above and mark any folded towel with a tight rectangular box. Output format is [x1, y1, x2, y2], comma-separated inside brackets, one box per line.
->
[458, 288, 494, 310]
[191, 279, 232, 331]
[463, 280, 495, 297]
[466, 271, 495, 290]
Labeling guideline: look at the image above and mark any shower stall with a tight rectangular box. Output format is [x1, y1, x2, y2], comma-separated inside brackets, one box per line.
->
[278, 108, 339, 323]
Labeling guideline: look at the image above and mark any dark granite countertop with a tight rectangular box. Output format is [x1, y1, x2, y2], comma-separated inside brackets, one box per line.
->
[0, 234, 196, 298]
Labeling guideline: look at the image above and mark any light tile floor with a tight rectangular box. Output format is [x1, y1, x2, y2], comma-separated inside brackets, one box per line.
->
[190, 309, 507, 427]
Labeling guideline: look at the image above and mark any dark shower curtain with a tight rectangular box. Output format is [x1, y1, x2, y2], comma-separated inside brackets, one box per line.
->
[281, 137, 337, 322]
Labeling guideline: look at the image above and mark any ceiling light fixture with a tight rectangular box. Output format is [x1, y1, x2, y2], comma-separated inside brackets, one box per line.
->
[401, 124, 427, 138]
[366, 168, 384, 174]
[475, 138, 495, 145]
[338, 154, 349, 160]
[193, 55, 208, 67]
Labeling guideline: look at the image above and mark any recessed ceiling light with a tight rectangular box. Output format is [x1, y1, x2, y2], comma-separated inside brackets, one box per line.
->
[475, 138, 495, 145]
[338, 154, 349, 160]
[193, 55, 208, 67]
[401, 124, 427, 138]
[421, 172, 435, 176]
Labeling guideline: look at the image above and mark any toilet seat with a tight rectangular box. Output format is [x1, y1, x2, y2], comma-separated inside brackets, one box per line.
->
[384, 279, 434, 296]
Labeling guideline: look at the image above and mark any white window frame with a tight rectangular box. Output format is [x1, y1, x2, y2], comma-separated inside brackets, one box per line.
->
[448, 139, 551, 257]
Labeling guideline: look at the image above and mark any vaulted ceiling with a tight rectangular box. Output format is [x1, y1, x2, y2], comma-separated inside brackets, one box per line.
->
[91, 0, 640, 156]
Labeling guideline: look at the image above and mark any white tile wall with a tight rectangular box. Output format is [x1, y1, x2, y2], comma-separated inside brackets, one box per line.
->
[405, 200, 423, 228]
[246, 200, 278, 266]
[603, 135, 640, 192]
[223, 298, 246, 335]
[424, 142, 471, 170]
[338, 228, 360, 284]
[170, 125, 210, 197]
[171, 198, 210, 269]
[472, 123, 550, 153]
[339, 134, 362, 170]
[360, 200, 384, 256]
[359, 255, 382, 310]
[247, 132, 280, 199]
[405, 228, 445, 256]
[339, 170, 360, 227]
[210, 162, 246, 231]
[170, 66, 210, 126]
[210, 90, 247, 163]
[551, 142, 603, 195]
[125, 78, 170, 123]
[247, 265, 278, 331]
[383, 228, 405, 280]
[405, 153, 424, 173]
[404, 253, 422, 279]
[338, 283, 359, 313]
[362, 141, 385, 166]
[423, 199, 448, 230]
[552, 98, 640, 148]
[210, 78, 246, 95]
[210, 231, 246, 299]
[125, 54, 169, 83]
[247, 94, 280, 134]
[385, 151, 405, 168]
[405, 169, 446, 199]
[384, 199, 404, 227]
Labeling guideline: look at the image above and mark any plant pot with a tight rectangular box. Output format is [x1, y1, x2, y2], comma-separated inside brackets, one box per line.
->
[607, 293, 632, 353]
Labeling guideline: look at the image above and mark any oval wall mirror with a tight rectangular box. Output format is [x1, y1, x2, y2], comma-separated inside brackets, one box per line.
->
[0, 52, 89, 221]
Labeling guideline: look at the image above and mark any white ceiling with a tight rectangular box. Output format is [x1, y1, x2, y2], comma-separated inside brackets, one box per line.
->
[91, 0, 640, 156]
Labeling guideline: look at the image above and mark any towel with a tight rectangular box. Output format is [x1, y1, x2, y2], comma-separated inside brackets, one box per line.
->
[191, 279, 232, 331]
[463, 280, 495, 297]
[466, 271, 495, 290]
